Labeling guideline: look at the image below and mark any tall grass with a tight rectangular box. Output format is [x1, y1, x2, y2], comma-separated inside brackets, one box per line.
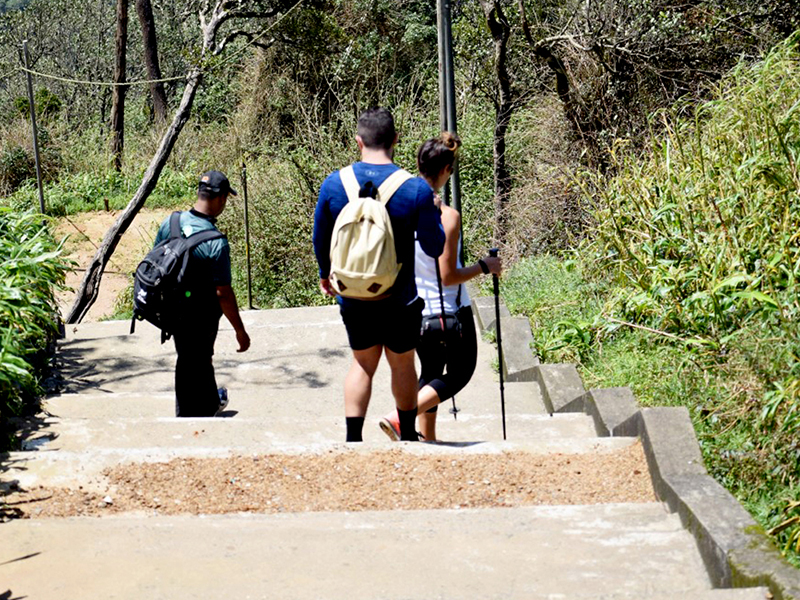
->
[0, 206, 70, 450]
[545, 32, 800, 561]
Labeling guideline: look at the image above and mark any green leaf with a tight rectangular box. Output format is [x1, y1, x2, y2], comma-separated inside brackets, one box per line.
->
[713, 274, 750, 293]
[733, 290, 779, 308]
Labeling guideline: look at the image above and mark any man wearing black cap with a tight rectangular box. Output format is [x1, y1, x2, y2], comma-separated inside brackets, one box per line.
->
[153, 170, 251, 417]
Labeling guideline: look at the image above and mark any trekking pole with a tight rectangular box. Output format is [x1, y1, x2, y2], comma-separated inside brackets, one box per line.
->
[434, 258, 459, 420]
[490, 248, 506, 440]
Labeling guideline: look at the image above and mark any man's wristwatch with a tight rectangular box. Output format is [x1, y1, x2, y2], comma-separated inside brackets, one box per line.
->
[478, 259, 489, 274]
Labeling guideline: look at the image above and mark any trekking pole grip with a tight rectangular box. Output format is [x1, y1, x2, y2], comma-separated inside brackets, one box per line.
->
[489, 248, 499, 293]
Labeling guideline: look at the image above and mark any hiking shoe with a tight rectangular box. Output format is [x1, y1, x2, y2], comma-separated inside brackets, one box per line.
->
[216, 387, 229, 416]
[379, 416, 400, 441]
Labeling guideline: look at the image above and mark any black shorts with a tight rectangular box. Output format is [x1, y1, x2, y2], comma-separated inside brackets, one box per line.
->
[339, 297, 424, 353]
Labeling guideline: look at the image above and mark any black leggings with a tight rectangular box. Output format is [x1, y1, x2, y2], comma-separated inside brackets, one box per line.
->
[416, 305, 477, 410]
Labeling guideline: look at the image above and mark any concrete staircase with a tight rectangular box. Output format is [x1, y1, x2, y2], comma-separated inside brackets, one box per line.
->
[1, 306, 770, 599]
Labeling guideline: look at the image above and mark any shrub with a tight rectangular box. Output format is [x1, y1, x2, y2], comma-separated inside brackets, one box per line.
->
[0, 206, 70, 450]
[0, 118, 63, 196]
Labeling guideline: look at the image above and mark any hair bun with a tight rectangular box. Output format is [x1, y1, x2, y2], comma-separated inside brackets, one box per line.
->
[440, 131, 461, 153]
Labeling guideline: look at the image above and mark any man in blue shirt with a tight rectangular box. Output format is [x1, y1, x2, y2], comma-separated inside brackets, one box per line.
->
[154, 171, 251, 417]
[313, 108, 445, 442]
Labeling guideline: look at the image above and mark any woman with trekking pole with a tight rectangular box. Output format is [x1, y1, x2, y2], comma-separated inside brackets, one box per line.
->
[379, 132, 502, 442]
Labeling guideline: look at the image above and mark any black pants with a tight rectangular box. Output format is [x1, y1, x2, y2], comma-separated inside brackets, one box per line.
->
[172, 318, 220, 417]
[416, 305, 477, 403]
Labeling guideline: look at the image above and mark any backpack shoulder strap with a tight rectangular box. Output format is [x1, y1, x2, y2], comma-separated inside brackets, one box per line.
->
[168, 211, 183, 239]
[377, 169, 413, 206]
[339, 166, 360, 203]
[176, 228, 226, 285]
[184, 228, 225, 249]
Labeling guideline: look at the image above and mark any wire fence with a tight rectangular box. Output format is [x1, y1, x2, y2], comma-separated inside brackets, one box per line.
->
[3, 0, 305, 89]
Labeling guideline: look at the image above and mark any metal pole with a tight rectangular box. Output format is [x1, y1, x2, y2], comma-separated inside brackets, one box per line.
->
[22, 40, 45, 215]
[241, 162, 253, 310]
[441, 0, 462, 217]
[436, 0, 451, 207]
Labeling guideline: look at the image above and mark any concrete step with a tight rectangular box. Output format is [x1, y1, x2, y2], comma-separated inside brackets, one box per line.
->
[55, 310, 549, 415]
[43, 380, 547, 421]
[1, 503, 755, 600]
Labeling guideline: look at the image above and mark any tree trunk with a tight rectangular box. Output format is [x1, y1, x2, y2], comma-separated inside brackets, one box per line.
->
[480, 0, 514, 247]
[111, 0, 128, 172]
[135, 0, 168, 123]
[66, 69, 203, 324]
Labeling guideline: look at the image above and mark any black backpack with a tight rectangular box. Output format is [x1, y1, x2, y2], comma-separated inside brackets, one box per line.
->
[130, 211, 224, 342]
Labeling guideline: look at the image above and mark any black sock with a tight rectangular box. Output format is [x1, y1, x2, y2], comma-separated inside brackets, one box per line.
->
[397, 407, 419, 441]
[346, 417, 364, 442]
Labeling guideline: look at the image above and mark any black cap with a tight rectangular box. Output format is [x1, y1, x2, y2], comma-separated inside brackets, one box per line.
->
[198, 170, 237, 196]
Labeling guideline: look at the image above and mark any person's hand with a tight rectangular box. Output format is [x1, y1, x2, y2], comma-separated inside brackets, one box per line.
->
[236, 329, 251, 353]
[319, 278, 337, 298]
[483, 255, 502, 276]
[432, 193, 443, 210]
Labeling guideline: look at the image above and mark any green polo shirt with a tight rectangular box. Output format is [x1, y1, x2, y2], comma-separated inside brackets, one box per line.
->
[154, 209, 231, 287]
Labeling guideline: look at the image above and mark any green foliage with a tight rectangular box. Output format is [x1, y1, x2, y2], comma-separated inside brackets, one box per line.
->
[457, 106, 495, 261]
[0, 206, 69, 450]
[499, 255, 603, 363]
[13, 88, 62, 119]
[7, 166, 192, 215]
[502, 36, 800, 565]
[220, 156, 325, 310]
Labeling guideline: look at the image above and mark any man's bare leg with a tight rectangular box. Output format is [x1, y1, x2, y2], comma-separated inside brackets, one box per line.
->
[344, 345, 383, 441]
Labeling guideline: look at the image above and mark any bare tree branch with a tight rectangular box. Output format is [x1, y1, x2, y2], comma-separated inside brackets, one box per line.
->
[217, 30, 277, 53]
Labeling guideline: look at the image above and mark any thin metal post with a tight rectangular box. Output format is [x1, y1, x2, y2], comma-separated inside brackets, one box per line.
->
[241, 162, 253, 310]
[436, 0, 448, 133]
[437, 0, 464, 266]
[22, 40, 45, 215]
[436, 0, 451, 207]
[441, 0, 462, 217]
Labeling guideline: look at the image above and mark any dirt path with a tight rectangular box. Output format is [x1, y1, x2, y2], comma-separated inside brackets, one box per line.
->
[54, 209, 172, 322]
[6, 444, 654, 518]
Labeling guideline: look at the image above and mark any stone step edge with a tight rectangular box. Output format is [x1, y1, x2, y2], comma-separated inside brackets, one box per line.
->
[62, 305, 343, 338]
[24, 412, 589, 424]
[528, 365, 800, 599]
[7, 436, 637, 457]
[466, 286, 800, 599]
[6, 439, 640, 471]
[42, 378, 543, 401]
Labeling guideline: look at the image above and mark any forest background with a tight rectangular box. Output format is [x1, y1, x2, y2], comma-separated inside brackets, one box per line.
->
[1, 0, 799, 565]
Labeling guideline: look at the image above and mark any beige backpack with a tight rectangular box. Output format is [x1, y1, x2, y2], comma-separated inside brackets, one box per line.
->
[329, 165, 413, 299]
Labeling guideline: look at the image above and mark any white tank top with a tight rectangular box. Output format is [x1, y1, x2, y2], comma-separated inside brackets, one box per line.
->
[415, 236, 471, 317]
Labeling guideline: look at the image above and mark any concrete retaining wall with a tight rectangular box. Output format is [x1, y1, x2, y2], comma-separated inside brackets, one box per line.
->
[472, 291, 800, 599]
